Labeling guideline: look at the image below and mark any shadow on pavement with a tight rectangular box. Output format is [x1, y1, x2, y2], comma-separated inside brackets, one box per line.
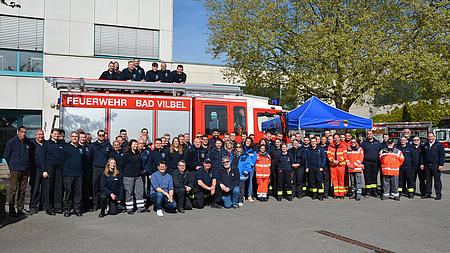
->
[0, 214, 28, 230]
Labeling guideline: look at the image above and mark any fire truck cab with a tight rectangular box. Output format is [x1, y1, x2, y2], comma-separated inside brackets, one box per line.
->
[434, 128, 450, 159]
[46, 77, 284, 143]
[372, 122, 432, 144]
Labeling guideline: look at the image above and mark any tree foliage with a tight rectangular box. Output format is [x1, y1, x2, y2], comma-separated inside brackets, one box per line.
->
[372, 100, 450, 127]
[201, 0, 450, 111]
[1, 1, 21, 8]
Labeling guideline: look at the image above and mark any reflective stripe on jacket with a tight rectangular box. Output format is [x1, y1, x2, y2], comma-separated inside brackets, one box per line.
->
[346, 146, 364, 172]
[327, 142, 348, 167]
[379, 148, 404, 176]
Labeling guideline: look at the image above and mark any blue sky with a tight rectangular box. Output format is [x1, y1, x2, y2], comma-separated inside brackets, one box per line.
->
[173, 0, 224, 65]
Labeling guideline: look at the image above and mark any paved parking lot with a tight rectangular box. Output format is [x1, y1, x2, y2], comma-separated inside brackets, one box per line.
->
[1, 165, 450, 252]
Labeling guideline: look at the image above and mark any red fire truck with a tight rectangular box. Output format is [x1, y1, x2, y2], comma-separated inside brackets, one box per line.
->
[372, 122, 432, 144]
[46, 77, 285, 143]
[434, 128, 450, 159]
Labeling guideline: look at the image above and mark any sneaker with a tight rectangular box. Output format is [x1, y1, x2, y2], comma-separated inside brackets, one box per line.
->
[248, 196, 254, 203]
[238, 202, 244, 207]
[156, 209, 164, 217]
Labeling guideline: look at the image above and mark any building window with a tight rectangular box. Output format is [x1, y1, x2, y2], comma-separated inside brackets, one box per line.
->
[95, 24, 159, 60]
[0, 110, 42, 163]
[0, 15, 43, 77]
[233, 106, 246, 135]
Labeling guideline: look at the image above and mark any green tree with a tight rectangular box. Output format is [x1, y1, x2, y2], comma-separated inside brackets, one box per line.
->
[372, 100, 450, 126]
[201, 0, 450, 111]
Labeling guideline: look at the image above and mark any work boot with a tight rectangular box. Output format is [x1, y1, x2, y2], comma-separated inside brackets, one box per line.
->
[408, 193, 414, 199]
[349, 194, 355, 199]
[287, 196, 293, 201]
[355, 196, 361, 201]
[394, 196, 400, 201]
[276, 197, 282, 202]
[381, 195, 387, 200]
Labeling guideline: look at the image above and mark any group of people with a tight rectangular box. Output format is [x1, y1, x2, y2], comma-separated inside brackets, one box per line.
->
[4, 126, 445, 219]
[99, 58, 187, 84]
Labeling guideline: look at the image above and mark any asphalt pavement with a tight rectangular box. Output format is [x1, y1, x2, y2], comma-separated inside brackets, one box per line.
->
[1, 165, 450, 252]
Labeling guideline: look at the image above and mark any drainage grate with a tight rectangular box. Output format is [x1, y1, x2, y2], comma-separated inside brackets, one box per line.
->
[316, 230, 395, 253]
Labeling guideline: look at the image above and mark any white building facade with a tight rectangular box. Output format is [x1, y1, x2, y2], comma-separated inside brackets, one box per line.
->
[0, 0, 230, 161]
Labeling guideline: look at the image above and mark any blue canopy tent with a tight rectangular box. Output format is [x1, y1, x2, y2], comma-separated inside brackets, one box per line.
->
[262, 96, 372, 131]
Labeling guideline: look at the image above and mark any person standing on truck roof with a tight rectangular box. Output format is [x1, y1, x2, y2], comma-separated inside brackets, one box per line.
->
[120, 60, 142, 81]
[145, 62, 160, 82]
[99, 61, 119, 80]
[360, 130, 382, 198]
[420, 132, 445, 200]
[89, 130, 112, 211]
[412, 136, 425, 196]
[4, 126, 33, 217]
[43, 128, 65, 215]
[397, 136, 416, 199]
[133, 58, 146, 82]
[171, 64, 187, 84]
[158, 62, 172, 83]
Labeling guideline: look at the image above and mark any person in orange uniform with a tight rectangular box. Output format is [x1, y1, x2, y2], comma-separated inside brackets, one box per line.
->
[346, 138, 364, 201]
[327, 134, 348, 199]
[342, 132, 353, 195]
[255, 144, 271, 201]
[379, 139, 404, 201]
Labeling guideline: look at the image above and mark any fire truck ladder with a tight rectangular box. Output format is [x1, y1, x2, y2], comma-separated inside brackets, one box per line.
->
[45, 77, 243, 96]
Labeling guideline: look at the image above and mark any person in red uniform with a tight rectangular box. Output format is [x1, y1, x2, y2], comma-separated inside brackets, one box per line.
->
[327, 134, 348, 199]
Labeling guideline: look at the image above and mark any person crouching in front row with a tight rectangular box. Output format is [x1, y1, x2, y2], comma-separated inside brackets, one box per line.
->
[99, 158, 123, 218]
[150, 161, 177, 217]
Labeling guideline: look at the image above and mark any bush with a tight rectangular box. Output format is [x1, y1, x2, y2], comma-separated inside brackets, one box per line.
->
[0, 184, 6, 217]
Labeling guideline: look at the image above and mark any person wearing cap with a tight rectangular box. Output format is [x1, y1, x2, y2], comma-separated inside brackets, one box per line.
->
[379, 139, 404, 201]
[192, 158, 222, 208]
[216, 156, 240, 209]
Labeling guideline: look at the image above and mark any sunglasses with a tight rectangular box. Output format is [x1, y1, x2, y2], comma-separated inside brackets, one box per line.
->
[413, 139, 420, 141]
[236, 146, 242, 148]
[351, 141, 357, 144]
[223, 161, 230, 164]
[98, 134, 105, 137]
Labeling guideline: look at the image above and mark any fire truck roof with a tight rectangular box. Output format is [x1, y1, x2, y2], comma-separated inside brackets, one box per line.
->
[45, 76, 243, 97]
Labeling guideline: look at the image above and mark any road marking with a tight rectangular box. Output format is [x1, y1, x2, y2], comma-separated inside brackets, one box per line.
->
[316, 230, 395, 253]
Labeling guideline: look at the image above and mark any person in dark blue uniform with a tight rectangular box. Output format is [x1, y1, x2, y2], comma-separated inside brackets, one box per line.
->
[192, 158, 221, 209]
[171, 160, 193, 213]
[171, 64, 187, 83]
[145, 62, 160, 82]
[307, 137, 326, 201]
[99, 61, 119, 80]
[216, 156, 240, 209]
[43, 128, 65, 215]
[60, 132, 84, 217]
[89, 130, 112, 211]
[158, 62, 172, 83]
[78, 132, 93, 212]
[360, 130, 381, 197]
[120, 60, 142, 81]
[99, 158, 123, 218]
[276, 143, 294, 201]
[4, 126, 33, 217]
[412, 136, 425, 196]
[29, 129, 46, 214]
[133, 58, 146, 81]
[420, 132, 445, 200]
[288, 139, 309, 198]
[397, 136, 415, 198]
